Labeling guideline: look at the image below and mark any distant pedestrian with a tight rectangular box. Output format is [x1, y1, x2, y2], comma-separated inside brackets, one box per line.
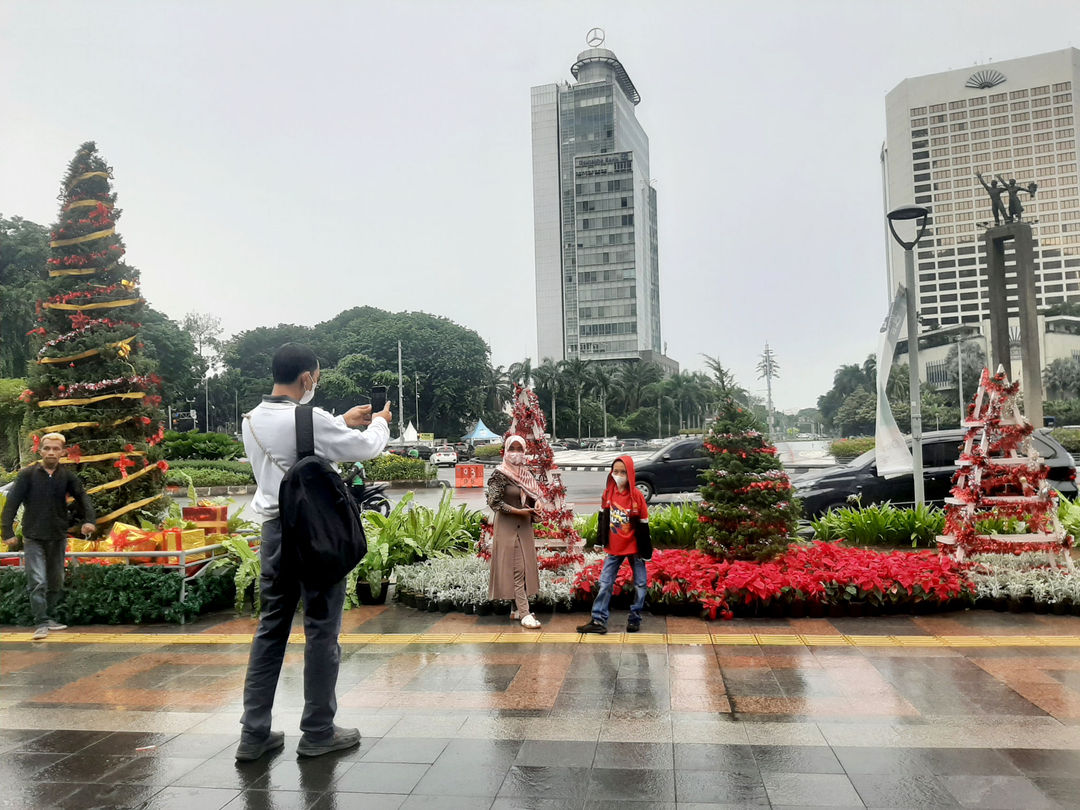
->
[237, 343, 392, 761]
[1, 432, 96, 641]
[577, 455, 651, 634]
[486, 435, 543, 629]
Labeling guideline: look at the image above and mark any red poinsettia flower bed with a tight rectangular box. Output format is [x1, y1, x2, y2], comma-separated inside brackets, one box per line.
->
[571, 542, 975, 620]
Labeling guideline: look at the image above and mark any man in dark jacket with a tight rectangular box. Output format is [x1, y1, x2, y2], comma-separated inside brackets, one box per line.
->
[2, 433, 96, 640]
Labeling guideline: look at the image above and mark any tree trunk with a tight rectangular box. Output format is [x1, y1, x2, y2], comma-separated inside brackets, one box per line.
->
[551, 393, 557, 439]
[577, 389, 582, 440]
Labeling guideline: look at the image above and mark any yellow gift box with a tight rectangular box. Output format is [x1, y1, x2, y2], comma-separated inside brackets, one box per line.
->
[180, 528, 210, 561]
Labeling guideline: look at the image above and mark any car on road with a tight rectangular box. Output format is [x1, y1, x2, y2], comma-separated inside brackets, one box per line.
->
[793, 428, 1078, 518]
[596, 438, 619, 450]
[431, 446, 459, 466]
[616, 438, 649, 450]
[631, 439, 709, 502]
[548, 443, 569, 452]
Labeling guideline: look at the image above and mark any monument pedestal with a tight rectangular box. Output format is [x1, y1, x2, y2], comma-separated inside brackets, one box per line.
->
[983, 221, 1043, 427]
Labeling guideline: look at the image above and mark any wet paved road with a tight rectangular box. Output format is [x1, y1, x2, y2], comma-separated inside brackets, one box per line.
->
[3, 606, 1080, 808]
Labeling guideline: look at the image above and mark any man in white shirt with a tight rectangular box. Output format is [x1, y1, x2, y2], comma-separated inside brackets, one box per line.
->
[237, 343, 391, 761]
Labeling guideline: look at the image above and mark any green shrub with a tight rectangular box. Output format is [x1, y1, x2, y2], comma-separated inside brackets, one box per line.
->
[1050, 428, 1080, 453]
[0, 565, 234, 625]
[649, 502, 702, 548]
[168, 459, 253, 474]
[166, 467, 254, 487]
[162, 430, 244, 460]
[829, 437, 875, 459]
[809, 501, 944, 547]
[475, 443, 503, 460]
[365, 454, 433, 481]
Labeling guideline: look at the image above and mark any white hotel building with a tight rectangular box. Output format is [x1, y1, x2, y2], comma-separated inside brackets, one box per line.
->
[883, 48, 1080, 388]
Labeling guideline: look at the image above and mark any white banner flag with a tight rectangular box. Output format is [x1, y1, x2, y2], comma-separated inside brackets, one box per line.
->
[875, 286, 913, 478]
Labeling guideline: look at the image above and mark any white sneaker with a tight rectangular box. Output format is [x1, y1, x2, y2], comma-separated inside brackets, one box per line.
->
[32, 626, 48, 640]
[520, 613, 541, 630]
[45, 620, 67, 631]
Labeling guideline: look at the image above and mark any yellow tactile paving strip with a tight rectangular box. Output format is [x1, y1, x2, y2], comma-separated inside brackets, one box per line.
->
[3, 631, 1080, 647]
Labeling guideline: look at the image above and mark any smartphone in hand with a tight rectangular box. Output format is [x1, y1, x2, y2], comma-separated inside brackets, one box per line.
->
[370, 385, 388, 413]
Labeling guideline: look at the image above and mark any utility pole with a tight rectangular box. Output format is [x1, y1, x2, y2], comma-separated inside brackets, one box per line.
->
[397, 340, 405, 438]
[757, 342, 779, 439]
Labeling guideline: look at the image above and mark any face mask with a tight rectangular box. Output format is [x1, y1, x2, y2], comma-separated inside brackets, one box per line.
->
[612, 473, 628, 488]
[299, 377, 317, 405]
[505, 451, 525, 466]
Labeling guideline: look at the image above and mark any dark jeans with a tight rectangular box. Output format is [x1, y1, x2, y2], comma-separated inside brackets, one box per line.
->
[24, 537, 66, 626]
[240, 518, 346, 743]
[591, 553, 648, 625]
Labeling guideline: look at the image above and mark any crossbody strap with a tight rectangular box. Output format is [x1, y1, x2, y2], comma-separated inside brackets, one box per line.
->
[295, 405, 316, 460]
[243, 412, 288, 473]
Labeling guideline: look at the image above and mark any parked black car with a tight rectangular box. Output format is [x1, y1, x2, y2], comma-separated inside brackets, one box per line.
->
[632, 439, 709, 502]
[794, 428, 1078, 518]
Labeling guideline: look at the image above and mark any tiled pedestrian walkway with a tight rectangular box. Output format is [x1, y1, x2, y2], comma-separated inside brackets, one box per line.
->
[3, 605, 1080, 808]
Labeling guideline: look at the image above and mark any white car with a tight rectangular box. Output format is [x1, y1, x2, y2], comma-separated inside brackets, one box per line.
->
[431, 446, 458, 466]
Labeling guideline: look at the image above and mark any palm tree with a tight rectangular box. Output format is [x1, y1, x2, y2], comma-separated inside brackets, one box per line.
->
[532, 358, 561, 439]
[484, 364, 513, 412]
[559, 357, 591, 440]
[616, 361, 662, 413]
[1044, 357, 1080, 400]
[588, 363, 614, 438]
[509, 358, 534, 388]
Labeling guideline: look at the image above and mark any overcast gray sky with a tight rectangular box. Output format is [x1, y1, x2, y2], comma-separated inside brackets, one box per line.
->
[3, 0, 1079, 411]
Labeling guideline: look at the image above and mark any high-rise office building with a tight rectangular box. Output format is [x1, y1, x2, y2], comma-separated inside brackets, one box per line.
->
[883, 48, 1080, 328]
[531, 35, 673, 372]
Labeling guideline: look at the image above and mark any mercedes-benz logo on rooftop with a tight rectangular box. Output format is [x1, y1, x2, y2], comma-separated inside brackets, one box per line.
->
[586, 27, 605, 47]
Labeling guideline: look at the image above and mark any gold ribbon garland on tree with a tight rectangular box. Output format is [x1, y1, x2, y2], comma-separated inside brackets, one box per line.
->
[95, 493, 166, 526]
[37, 391, 145, 408]
[37, 336, 136, 365]
[44, 297, 142, 312]
[49, 262, 118, 279]
[85, 462, 160, 495]
[60, 450, 144, 465]
[65, 170, 110, 192]
[49, 227, 115, 248]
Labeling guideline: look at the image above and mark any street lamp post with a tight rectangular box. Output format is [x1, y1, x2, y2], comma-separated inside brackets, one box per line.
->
[887, 204, 930, 508]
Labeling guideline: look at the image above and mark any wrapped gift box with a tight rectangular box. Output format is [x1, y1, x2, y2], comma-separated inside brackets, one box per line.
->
[182, 505, 228, 536]
[108, 522, 160, 564]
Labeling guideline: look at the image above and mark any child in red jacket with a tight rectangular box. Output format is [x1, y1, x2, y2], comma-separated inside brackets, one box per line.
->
[577, 455, 651, 634]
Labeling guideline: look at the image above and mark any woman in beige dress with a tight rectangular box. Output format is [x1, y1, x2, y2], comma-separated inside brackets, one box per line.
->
[486, 435, 543, 629]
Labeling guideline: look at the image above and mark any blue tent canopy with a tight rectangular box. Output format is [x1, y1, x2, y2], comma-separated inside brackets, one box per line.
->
[462, 419, 499, 442]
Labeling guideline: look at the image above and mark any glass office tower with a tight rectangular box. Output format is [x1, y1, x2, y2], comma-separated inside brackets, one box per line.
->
[531, 45, 667, 368]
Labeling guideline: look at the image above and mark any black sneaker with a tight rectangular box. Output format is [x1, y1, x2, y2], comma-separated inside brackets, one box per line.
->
[627, 618, 641, 633]
[235, 731, 285, 761]
[576, 619, 607, 634]
[296, 726, 361, 757]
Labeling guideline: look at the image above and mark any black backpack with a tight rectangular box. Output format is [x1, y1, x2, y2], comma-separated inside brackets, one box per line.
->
[278, 405, 367, 588]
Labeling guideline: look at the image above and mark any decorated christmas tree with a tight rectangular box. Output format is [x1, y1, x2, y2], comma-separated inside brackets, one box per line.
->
[479, 385, 582, 560]
[939, 366, 1071, 560]
[20, 142, 167, 535]
[697, 395, 799, 560]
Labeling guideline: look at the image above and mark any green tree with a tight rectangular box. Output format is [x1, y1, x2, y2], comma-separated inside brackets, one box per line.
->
[0, 378, 27, 469]
[817, 358, 874, 431]
[835, 387, 876, 437]
[139, 307, 203, 407]
[22, 142, 166, 532]
[697, 395, 799, 560]
[588, 362, 615, 437]
[532, 358, 561, 439]
[1044, 357, 1080, 400]
[0, 216, 50, 379]
[559, 356, 590, 440]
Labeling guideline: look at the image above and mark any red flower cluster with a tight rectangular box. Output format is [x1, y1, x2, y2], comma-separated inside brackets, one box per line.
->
[571, 543, 975, 620]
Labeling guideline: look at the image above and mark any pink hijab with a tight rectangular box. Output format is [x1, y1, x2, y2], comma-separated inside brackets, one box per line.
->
[495, 435, 542, 502]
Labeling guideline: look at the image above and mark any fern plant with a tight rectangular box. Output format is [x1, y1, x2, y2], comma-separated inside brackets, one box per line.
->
[208, 535, 261, 616]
